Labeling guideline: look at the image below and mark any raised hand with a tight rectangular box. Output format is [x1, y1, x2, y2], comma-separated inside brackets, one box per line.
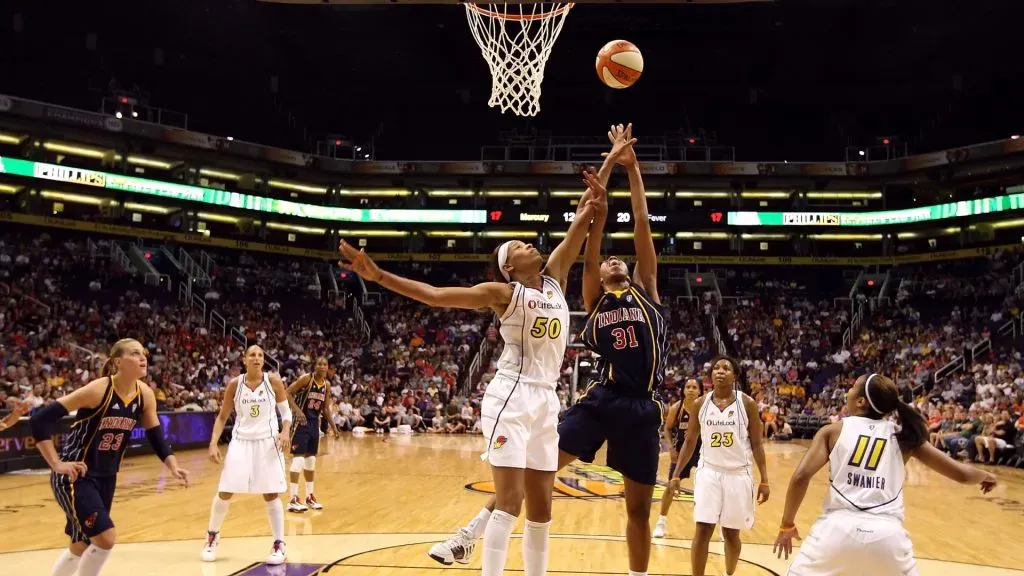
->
[602, 123, 638, 167]
[581, 170, 608, 219]
[339, 240, 383, 282]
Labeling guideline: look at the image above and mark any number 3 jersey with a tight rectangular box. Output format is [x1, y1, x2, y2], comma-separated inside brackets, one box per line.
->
[232, 373, 280, 440]
[60, 377, 144, 477]
[496, 276, 570, 390]
[824, 416, 905, 521]
[579, 283, 667, 395]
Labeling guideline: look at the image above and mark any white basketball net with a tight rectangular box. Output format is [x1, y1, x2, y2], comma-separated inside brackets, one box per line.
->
[464, 2, 574, 117]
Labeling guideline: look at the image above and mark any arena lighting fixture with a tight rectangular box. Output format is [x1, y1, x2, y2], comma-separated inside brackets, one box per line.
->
[805, 191, 883, 199]
[42, 142, 116, 160]
[335, 189, 411, 197]
[267, 179, 328, 194]
[549, 190, 583, 198]
[426, 231, 475, 237]
[123, 202, 175, 214]
[427, 190, 476, 197]
[39, 190, 110, 206]
[674, 232, 730, 239]
[115, 112, 122, 119]
[335, 229, 408, 237]
[197, 212, 240, 224]
[990, 218, 1024, 229]
[265, 222, 327, 234]
[482, 190, 539, 197]
[674, 191, 731, 198]
[808, 234, 883, 240]
[0, 132, 26, 145]
[226, 136, 234, 141]
[858, 150, 866, 156]
[740, 233, 789, 240]
[198, 168, 242, 181]
[481, 230, 535, 238]
[608, 232, 665, 239]
[1012, 135, 1021, 140]
[126, 156, 176, 170]
[0, 184, 21, 194]
[740, 191, 790, 199]
[609, 190, 664, 198]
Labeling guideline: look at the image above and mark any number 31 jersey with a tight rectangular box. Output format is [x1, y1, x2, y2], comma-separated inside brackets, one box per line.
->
[495, 276, 570, 391]
[60, 378, 144, 477]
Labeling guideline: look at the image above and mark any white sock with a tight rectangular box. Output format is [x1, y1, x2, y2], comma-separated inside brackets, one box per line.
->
[266, 499, 285, 542]
[481, 509, 516, 576]
[76, 545, 112, 576]
[50, 549, 81, 576]
[289, 483, 299, 498]
[208, 496, 231, 533]
[305, 481, 314, 496]
[657, 515, 667, 524]
[522, 519, 551, 576]
[466, 507, 492, 539]
[629, 572, 648, 576]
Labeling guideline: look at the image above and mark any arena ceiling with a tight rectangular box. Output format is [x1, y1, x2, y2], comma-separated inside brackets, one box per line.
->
[0, 0, 1020, 161]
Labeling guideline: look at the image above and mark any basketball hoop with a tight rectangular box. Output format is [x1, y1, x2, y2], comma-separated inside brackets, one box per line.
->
[464, 2, 574, 117]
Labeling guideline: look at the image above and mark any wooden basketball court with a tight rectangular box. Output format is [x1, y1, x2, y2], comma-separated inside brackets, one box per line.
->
[2, 434, 1022, 575]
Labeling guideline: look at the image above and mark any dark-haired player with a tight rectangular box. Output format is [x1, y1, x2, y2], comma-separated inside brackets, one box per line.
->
[672, 356, 770, 576]
[31, 338, 189, 576]
[774, 373, 997, 575]
[286, 356, 337, 512]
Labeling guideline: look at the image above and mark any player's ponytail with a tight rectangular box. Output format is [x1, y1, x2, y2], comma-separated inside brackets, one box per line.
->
[100, 357, 116, 377]
[862, 373, 928, 451]
[100, 338, 138, 378]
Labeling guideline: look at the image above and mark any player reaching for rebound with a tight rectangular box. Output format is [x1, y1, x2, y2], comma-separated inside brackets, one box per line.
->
[653, 377, 702, 538]
[672, 356, 770, 576]
[30, 338, 189, 576]
[340, 161, 608, 576]
[202, 345, 294, 565]
[428, 124, 669, 576]
[774, 373, 997, 575]
[286, 356, 338, 512]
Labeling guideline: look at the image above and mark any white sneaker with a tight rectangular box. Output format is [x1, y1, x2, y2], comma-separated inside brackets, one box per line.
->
[427, 527, 475, 565]
[306, 494, 323, 511]
[267, 540, 287, 565]
[287, 496, 308, 513]
[652, 520, 667, 538]
[200, 531, 219, 562]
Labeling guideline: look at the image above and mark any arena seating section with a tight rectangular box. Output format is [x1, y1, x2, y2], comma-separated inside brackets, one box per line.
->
[2, 226, 1022, 469]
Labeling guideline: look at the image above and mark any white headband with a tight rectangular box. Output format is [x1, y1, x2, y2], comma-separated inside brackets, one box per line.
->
[864, 373, 882, 413]
[496, 241, 513, 282]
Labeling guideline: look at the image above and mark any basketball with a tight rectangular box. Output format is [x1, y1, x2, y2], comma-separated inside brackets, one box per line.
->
[595, 40, 644, 89]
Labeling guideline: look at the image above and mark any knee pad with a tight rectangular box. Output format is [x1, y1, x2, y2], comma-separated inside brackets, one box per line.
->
[303, 456, 316, 471]
[290, 457, 306, 473]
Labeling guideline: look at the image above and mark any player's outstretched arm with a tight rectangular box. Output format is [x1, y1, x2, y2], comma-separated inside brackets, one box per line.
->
[774, 422, 838, 559]
[29, 378, 108, 480]
[542, 171, 601, 291]
[912, 442, 997, 491]
[208, 378, 238, 464]
[139, 384, 189, 486]
[340, 240, 514, 314]
[581, 170, 610, 313]
[620, 127, 659, 304]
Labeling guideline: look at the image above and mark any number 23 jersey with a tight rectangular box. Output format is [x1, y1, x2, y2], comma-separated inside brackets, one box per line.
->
[60, 378, 144, 477]
[496, 276, 570, 391]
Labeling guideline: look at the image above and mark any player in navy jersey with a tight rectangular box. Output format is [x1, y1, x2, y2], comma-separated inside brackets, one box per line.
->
[286, 356, 338, 512]
[30, 338, 189, 576]
[653, 377, 703, 538]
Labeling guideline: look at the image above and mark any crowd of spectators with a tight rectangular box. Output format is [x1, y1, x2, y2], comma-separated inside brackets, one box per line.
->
[2, 227, 1023, 468]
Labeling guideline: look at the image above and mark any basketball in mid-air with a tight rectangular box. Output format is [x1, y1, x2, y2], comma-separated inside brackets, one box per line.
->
[595, 40, 644, 89]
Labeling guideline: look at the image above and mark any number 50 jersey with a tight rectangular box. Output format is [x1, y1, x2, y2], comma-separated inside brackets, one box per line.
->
[495, 276, 570, 391]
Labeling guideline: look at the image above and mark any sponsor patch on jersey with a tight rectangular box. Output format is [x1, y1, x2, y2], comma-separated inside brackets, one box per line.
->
[492, 435, 507, 450]
[84, 512, 97, 529]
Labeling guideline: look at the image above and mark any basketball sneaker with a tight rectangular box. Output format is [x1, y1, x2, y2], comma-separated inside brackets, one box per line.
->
[267, 540, 287, 565]
[428, 527, 475, 565]
[288, 496, 308, 513]
[652, 518, 667, 538]
[200, 531, 220, 562]
[306, 494, 323, 510]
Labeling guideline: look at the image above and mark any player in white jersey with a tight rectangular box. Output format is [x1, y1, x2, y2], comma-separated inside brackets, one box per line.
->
[340, 164, 608, 576]
[672, 356, 770, 576]
[201, 345, 295, 566]
[774, 373, 997, 575]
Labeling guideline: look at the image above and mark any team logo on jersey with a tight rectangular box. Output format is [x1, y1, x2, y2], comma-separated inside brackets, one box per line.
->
[492, 435, 507, 450]
[625, 294, 633, 303]
[546, 291, 554, 299]
[727, 410, 734, 417]
[84, 512, 97, 529]
[259, 389, 265, 396]
[467, 463, 694, 503]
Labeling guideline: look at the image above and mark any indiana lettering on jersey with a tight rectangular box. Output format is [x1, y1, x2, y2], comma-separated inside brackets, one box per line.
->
[847, 472, 887, 490]
[98, 416, 137, 432]
[307, 390, 326, 403]
[596, 307, 647, 329]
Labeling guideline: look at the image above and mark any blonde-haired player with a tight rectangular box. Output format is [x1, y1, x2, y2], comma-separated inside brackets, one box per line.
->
[774, 373, 997, 575]
[201, 345, 293, 565]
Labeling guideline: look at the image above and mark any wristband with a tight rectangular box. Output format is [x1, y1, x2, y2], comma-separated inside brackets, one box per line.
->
[760, 482, 770, 487]
[779, 524, 796, 533]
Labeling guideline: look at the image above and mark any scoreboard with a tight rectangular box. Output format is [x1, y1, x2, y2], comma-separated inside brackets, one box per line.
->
[486, 208, 728, 228]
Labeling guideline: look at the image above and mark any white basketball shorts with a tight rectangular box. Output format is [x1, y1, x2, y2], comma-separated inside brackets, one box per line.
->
[217, 437, 288, 494]
[480, 376, 560, 472]
[693, 463, 755, 530]
[787, 510, 917, 576]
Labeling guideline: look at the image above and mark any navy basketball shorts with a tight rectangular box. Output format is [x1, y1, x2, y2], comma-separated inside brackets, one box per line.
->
[558, 384, 661, 486]
[291, 422, 320, 456]
[668, 438, 701, 481]
[51, 473, 116, 543]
